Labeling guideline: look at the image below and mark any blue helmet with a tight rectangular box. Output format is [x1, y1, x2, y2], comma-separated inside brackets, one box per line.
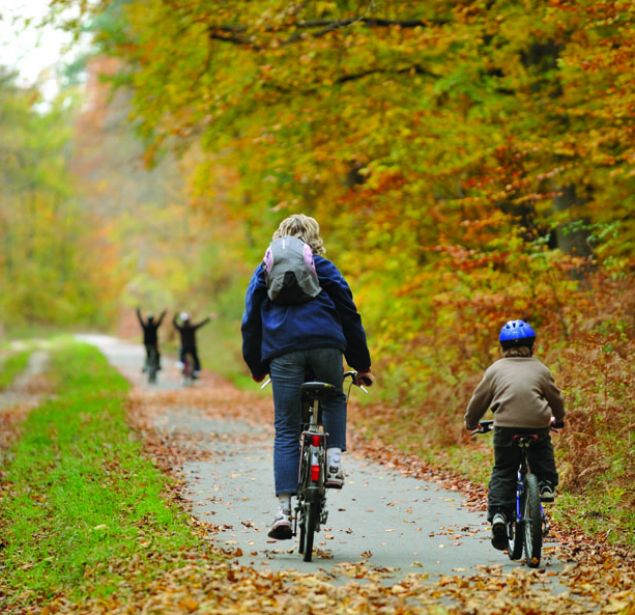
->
[499, 320, 536, 348]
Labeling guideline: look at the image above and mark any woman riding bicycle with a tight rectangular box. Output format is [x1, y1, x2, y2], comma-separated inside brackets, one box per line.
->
[241, 214, 373, 539]
[464, 319, 565, 550]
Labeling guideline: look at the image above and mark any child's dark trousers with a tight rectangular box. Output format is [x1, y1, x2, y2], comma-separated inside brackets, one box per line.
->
[488, 426, 558, 522]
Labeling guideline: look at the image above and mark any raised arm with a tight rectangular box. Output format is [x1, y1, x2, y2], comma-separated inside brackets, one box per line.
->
[135, 307, 144, 326]
[156, 309, 167, 327]
[194, 316, 211, 330]
[172, 314, 181, 331]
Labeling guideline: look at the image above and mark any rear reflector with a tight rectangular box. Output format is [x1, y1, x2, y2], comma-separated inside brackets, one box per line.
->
[311, 464, 320, 481]
[311, 435, 321, 447]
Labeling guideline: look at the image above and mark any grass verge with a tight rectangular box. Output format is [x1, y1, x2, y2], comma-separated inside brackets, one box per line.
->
[0, 350, 32, 391]
[0, 341, 215, 610]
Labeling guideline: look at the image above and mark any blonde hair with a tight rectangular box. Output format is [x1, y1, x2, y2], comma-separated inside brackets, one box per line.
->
[273, 214, 326, 255]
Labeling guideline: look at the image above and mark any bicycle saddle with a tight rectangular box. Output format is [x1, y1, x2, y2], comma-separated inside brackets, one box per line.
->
[301, 381, 338, 401]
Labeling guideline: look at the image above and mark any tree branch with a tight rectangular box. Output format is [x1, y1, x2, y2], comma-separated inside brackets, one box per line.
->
[208, 16, 447, 46]
[295, 17, 448, 29]
[265, 64, 439, 96]
[208, 28, 260, 50]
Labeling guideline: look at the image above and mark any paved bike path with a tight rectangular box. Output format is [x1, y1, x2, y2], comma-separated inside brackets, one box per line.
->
[80, 334, 564, 585]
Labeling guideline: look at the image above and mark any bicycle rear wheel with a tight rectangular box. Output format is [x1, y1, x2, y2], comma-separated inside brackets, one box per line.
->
[298, 517, 306, 554]
[523, 474, 543, 567]
[182, 353, 194, 385]
[148, 348, 158, 384]
[303, 501, 320, 562]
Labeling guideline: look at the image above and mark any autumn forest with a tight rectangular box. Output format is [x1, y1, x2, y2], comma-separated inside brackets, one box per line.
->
[1, 0, 634, 611]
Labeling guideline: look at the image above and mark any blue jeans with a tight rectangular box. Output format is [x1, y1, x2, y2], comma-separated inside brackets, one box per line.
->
[270, 348, 346, 496]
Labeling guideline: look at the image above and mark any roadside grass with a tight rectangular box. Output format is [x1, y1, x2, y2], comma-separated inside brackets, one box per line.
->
[0, 341, 216, 609]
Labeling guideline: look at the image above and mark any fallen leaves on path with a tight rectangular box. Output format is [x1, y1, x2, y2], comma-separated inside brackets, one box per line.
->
[109, 375, 635, 615]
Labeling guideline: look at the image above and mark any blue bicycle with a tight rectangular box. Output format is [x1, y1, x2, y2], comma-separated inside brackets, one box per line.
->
[476, 420, 562, 568]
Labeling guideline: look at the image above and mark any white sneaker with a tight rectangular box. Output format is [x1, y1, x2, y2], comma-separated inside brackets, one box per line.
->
[268, 509, 292, 540]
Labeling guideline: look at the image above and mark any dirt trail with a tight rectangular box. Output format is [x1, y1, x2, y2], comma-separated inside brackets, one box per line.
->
[0, 348, 50, 455]
[79, 334, 568, 588]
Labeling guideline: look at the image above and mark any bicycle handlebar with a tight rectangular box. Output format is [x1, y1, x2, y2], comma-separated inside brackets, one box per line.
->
[472, 418, 565, 435]
[344, 370, 370, 393]
[474, 420, 494, 434]
[260, 370, 370, 393]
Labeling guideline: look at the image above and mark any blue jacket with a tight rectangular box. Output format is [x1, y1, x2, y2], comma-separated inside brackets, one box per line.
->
[241, 255, 371, 378]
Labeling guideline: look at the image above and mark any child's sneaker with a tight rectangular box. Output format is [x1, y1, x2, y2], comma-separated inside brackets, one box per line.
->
[491, 513, 508, 551]
[539, 482, 555, 502]
[267, 507, 292, 540]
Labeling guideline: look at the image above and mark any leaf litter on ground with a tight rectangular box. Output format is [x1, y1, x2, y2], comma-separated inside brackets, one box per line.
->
[6, 366, 632, 613]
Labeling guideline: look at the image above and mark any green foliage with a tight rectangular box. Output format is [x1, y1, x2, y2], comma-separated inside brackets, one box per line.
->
[0, 342, 206, 606]
[49, 0, 634, 544]
[0, 70, 117, 330]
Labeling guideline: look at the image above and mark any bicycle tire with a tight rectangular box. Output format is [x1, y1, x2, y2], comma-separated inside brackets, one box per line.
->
[182, 353, 194, 386]
[298, 515, 306, 554]
[145, 348, 158, 384]
[507, 519, 524, 560]
[523, 474, 543, 567]
[508, 485, 524, 560]
[303, 501, 320, 562]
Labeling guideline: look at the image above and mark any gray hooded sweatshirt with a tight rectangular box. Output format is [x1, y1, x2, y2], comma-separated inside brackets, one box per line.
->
[465, 357, 565, 429]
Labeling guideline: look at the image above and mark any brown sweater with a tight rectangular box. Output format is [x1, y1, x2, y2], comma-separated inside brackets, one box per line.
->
[464, 357, 565, 429]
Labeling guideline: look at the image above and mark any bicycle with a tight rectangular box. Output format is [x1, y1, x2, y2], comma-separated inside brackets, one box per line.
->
[294, 370, 366, 562]
[180, 352, 195, 386]
[146, 346, 159, 384]
[475, 419, 563, 568]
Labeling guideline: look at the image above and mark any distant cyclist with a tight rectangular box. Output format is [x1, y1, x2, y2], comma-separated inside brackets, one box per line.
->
[172, 312, 210, 379]
[135, 307, 167, 371]
[241, 214, 373, 540]
[464, 319, 565, 550]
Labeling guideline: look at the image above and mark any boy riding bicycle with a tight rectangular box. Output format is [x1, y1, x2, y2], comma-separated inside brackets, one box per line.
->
[464, 320, 565, 550]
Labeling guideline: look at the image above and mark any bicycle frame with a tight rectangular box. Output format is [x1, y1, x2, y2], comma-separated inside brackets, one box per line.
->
[513, 437, 547, 528]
